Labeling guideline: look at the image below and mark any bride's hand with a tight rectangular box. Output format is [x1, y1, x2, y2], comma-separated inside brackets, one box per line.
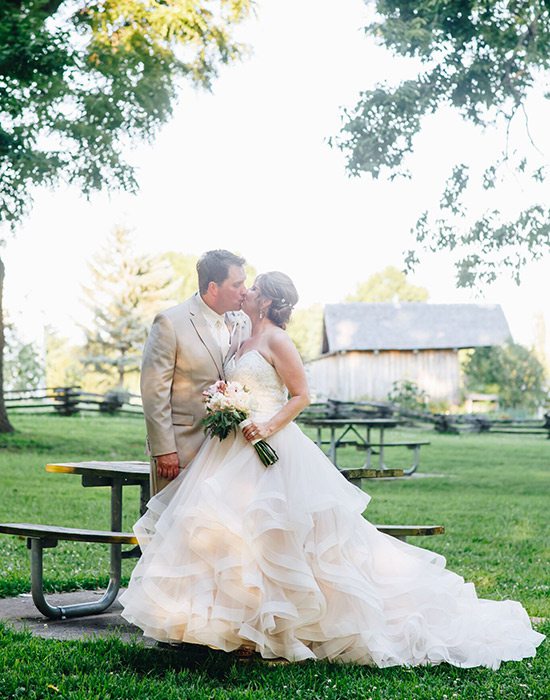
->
[242, 421, 272, 442]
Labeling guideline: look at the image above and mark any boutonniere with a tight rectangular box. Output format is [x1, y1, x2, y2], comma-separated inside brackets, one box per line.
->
[228, 312, 245, 330]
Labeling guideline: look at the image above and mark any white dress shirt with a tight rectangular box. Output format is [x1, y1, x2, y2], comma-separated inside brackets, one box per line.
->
[197, 295, 231, 358]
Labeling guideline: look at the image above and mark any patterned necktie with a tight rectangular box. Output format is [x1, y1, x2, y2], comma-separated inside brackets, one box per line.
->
[216, 318, 230, 358]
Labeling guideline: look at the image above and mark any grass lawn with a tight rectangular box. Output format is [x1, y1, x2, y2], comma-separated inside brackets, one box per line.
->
[0, 413, 548, 698]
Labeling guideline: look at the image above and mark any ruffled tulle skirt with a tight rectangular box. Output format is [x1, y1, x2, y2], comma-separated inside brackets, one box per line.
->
[120, 423, 544, 668]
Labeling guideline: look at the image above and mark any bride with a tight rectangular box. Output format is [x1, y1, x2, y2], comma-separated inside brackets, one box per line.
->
[120, 271, 544, 668]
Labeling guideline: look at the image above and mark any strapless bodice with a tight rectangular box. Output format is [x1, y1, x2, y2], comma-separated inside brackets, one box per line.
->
[226, 350, 288, 420]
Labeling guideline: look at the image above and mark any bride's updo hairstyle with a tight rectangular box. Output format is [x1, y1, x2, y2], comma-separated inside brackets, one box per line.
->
[256, 272, 299, 330]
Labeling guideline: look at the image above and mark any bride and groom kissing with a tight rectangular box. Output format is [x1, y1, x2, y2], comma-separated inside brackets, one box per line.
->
[140, 249, 302, 495]
[121, 248, 543, 668]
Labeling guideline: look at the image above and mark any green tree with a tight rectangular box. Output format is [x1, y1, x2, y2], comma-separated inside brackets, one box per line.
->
[82, 227, 175, 388]
[0, 0, 252, 430]
[288, 304, 324, 361]
[346, 265, 429, 302]
[4, 322, 43, 392]
[44, 327, 84, 389]
[0, 260, 10, 430]
[334, 2, 550, 288]
[163, 253, 200, 302]
[463, 342, 547, 411]
[387, 379, 428, 413]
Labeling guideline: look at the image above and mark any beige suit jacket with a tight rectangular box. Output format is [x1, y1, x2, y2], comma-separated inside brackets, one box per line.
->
[140, 293, 250, 494]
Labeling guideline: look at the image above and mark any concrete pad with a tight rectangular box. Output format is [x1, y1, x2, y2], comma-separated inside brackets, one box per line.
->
[0, 589, 153, 645]
[1, 589, 544, 647]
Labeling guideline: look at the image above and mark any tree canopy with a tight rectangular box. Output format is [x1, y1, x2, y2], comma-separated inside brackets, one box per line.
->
[0, 0, 252, 226]
[334, 1, 550, 287]
[463, 342, 547, 410]
[346, 265, 429, 302]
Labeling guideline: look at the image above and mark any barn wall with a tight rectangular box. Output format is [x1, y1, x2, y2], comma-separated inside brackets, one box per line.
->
[306, 350, 461, 403]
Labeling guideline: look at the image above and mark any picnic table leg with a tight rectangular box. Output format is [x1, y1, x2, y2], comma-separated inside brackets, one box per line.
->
[316, 426, 322, 449]
[27, 476, 127, 619]
[139, 481, 151, 516]
[329, 427, 337, 466]
[108, 477, 123, 580]
[403, 445, 420, 476]
[364, 426, 372, 469]
[123, 479, 148, 559]
[379, 428, 388, 470]
[111, 479, 123, 531]
[28, 536, 122, 619]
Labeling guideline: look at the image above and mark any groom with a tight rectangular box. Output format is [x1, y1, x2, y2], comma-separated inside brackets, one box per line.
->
[141, 249, 250, 494]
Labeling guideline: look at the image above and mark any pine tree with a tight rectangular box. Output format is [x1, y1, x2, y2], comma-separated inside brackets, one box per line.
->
[82, 227, 176, 388]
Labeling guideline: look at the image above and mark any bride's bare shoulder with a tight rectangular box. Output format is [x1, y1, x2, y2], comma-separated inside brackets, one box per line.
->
[267, 327, 300, 357]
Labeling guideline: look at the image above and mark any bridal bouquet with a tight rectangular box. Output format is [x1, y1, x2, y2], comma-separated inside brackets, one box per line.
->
[202, 380, 279, 466]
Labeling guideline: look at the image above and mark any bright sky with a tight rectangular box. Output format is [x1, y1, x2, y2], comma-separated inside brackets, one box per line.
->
[3, 0, 550, 358]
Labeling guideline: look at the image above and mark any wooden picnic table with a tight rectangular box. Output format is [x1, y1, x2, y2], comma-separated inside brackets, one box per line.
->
[299, 418, 429, 475]
[0, 459, 443, 619]
[18, 460, 151, 618]
[46, 461, 151, 531]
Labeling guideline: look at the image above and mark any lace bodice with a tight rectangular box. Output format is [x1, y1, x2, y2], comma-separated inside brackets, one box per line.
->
[226, 350, 288, 420]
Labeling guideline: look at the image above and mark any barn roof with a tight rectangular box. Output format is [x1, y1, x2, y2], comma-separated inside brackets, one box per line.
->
[321, 303, 512, 353]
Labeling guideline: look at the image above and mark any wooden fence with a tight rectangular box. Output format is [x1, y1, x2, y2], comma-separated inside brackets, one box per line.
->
[300, 399, 550, 438]
[5, 387, 143, 417]
[5, 390, 550, 437]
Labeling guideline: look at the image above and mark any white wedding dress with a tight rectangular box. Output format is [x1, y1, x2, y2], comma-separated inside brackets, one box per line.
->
[120, 350, 544, 668]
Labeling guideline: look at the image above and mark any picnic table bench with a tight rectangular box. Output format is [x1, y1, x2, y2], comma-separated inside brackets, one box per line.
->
[0, 523, 137, 619]
[0, 461, 444, 619]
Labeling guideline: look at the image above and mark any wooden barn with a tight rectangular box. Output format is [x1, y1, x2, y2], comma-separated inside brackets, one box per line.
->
[306, 303, 512, 404]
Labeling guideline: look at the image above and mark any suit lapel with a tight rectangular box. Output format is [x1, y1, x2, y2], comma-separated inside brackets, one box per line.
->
[189, 294, 225, 379]
[224, 312, 247, 365]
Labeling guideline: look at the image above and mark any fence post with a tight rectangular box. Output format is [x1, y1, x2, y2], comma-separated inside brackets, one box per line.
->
[53, 387, 81, 416]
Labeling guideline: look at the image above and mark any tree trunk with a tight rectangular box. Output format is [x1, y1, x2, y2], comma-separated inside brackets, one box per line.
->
[118, 359, 125, 388]
[0, 257, 14, 432]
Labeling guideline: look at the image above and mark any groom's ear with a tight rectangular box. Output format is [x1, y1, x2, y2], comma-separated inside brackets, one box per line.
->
[207, 280, 219, 297]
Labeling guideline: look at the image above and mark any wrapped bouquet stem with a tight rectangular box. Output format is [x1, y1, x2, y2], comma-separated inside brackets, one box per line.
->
[238, 418, 279, 466]
[202, 380, 279, 467]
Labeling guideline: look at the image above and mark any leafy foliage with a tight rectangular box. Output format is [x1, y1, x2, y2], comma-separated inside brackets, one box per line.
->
[0, 0, 252, 226]
[44, 327, 83, 389]
[3, 321, 43, 391]
[387, 379, 429, 412]
[288, 304, 324, 361]
[163, 252, 200, 303]
[346, 265, 429, 302]
[202, 409, 247, 440]
[334, 1, 550, 287]
[463, 342, 547, 409]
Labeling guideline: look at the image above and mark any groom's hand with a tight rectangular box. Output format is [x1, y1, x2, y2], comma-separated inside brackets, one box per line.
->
[155, 452, 180, 480]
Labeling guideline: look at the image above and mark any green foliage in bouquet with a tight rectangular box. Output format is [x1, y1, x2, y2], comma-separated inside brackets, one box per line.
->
[202, 409, 248, 441]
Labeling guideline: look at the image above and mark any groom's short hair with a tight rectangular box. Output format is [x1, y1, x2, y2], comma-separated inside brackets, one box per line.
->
[197, 250, 246, 295]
